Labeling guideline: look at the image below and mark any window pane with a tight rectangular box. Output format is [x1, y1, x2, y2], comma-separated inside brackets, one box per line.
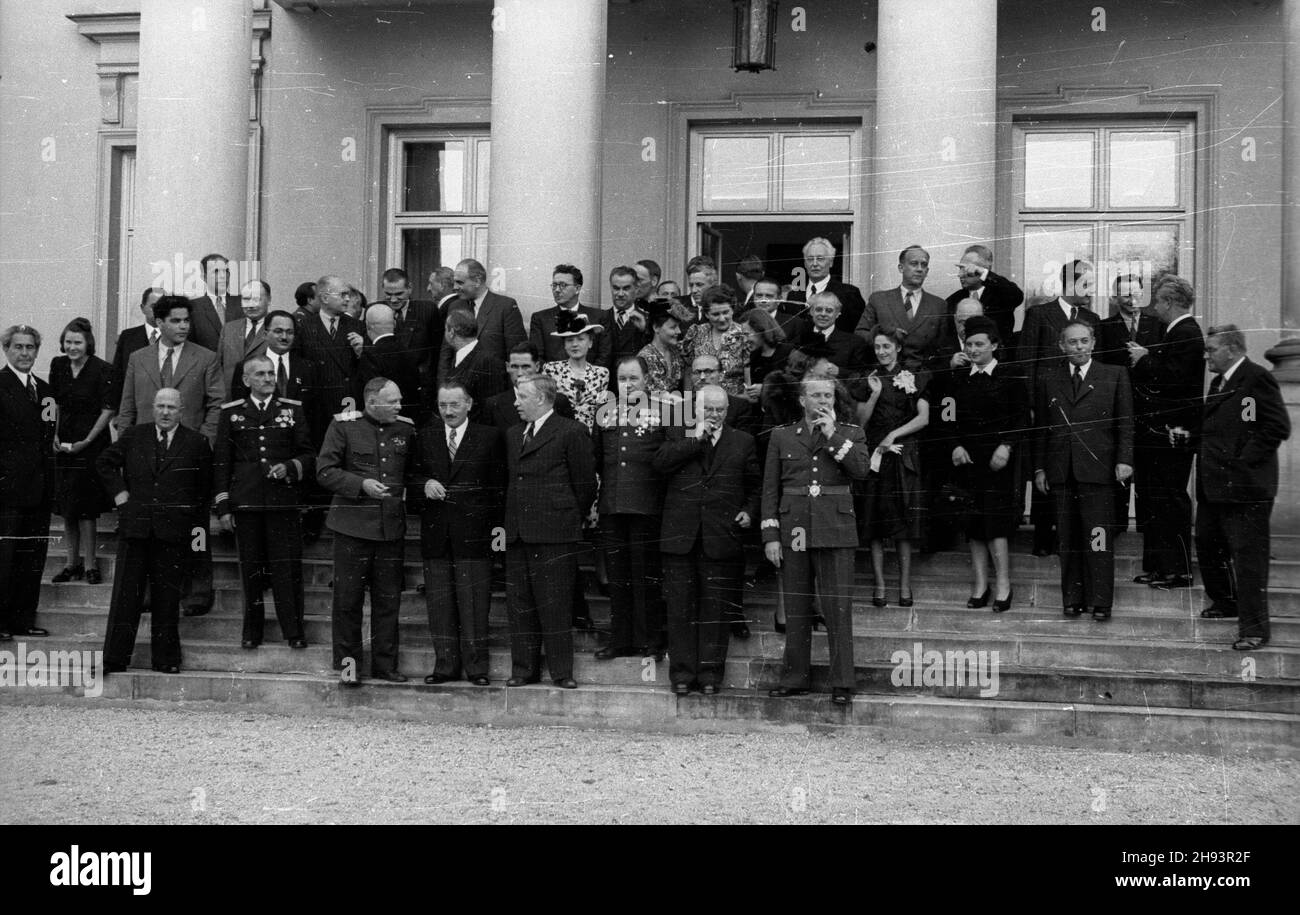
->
[475, 140, 490, 213]
[781, 135, 850, 210]
[1109, 132, 1179, 208]
[701, 137, 769, 211]
[1024, 133, 1094, 208]
[403, 141, 465, 212]
[1105, 225, 1179, 301]
[1021, 224, 1093, 299]
[402, 228, 463, 290]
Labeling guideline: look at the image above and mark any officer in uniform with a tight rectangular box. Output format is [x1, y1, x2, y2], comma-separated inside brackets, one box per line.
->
[317, 376, 422, 685]
[761, 376, 872, 706]
[214, 354, 315, 650]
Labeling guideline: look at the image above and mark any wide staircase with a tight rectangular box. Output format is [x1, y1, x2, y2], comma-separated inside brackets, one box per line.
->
[6, 517, 1299, 757]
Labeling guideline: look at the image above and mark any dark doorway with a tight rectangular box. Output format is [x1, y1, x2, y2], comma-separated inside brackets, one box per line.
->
[699, 221, 852, 292]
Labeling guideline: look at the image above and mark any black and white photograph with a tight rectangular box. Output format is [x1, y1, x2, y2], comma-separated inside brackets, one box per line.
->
[0, 0, 1296, 869]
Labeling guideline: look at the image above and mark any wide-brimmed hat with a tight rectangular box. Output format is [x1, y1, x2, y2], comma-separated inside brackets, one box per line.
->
[552, 311, 604, 337]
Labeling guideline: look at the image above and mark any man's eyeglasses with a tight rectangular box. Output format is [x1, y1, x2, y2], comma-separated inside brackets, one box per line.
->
[550, 282, 575, 290]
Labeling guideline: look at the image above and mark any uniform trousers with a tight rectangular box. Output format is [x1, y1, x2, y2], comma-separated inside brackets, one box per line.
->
[1136, 437, 1193, 577]
[597, 513, 665, 651]
[234, 509, 305, 643]
[662, 548, 741, 688]
[778, 547, 856, 691]
[103, 536, 184, 669]
[1052, 480, 1117, 609]
[0, 505, 50, 632]
[423, 551, 493, 679]
[331, 531, 404, 676]
[1196, 498, 1273, 641]
[506, 541, 576, 681]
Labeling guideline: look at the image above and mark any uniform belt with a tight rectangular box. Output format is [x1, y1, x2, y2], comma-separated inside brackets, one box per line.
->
[783, 484, 849, 497]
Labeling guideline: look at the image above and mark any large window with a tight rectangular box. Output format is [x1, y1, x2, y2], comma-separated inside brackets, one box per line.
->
[385, 129, 490, 286]
[689, 125, 861, 288]
[1011, 120, 1195, 311]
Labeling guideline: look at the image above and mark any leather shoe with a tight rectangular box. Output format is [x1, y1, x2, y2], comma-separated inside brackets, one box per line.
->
[1092, 606, 1112, 621]
[1062, 605, 1084, 617]
[700, 684, 719, 696]
[181, 606, 211, 617]
[505, 676, 539, 687]
[768, 687, 809, 698]
[966, 587, 991, 609]
[1233, 636, 1268, 651]
[152, 664, 180, 674]
[1132, 572, 1161, 584]
[18, 627, 48, 637]
[671, 682, 691, 696]
[1200, 605, 1238, 619]
[288, 638, 307, 650]
[373, 671, 408, 683]
[241, 640, 260, 650]
[831, 689, 852, 706]
[1153, 574, 1193, 590]
[730, 621, 751, 640]
[595, 646, 638, 661]
[471, 676, 491, 687]
[85, 569, 103, 585]
[424, 672, 453, 684]
[991, 588, 1014, 613]
[554, 677, 578, 689]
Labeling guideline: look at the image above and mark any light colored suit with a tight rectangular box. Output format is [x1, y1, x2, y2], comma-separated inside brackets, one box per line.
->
[857, 287, 948, 369]
[218, 317, 268, 396]
[115, 339, 225, 444]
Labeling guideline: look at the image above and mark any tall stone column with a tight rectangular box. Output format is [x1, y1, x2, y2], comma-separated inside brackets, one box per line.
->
[1264, 0, 1299, 531]
[870, 0, 997, 289]
[487, 0, 606, 319]
[132, 0, 251, 295]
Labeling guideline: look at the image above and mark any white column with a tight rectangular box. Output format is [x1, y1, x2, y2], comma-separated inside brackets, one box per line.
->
[870, 0, 998, 288]
[133, 0, 251, 295]
[488, 0, 606, 319]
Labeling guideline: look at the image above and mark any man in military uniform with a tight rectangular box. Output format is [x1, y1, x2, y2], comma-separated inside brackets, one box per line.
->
[761, 377, 872, 706]
[317, 376, 423, 685]
[214, 354, 315, 650]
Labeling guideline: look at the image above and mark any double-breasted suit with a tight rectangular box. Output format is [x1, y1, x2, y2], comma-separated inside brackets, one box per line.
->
[213, 395, 314, 646]
[858, 287, 950, 370]
[444, 291, 527, 364]
[412, 419, 505, 681]
[504, 412, 597, 683]
[1195, 357, 1291, 642]
[1034, 359, 1134, 612]
[761, 420, 872, 692]
[0, 365, 57, 637]
[96, 423, 212, 670]
[654, 423, 760, 689]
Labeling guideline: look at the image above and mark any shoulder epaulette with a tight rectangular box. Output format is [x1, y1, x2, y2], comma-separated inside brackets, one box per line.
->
[221, 399, 245, 409]
[278, 398, 302, 406]
[396, 415, 415, 425]
[333, 409, 362, 422]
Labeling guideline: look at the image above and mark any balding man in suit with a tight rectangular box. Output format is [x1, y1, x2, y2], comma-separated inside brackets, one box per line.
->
[784, 237, 866, 335]
[858, 245, 949, 372]
[446, 258, 526, 363]
[217, 280, 270, 396]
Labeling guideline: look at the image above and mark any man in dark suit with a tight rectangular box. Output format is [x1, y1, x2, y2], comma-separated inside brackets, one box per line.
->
[1124, 275, 1204, 587]
[784, 237, 866, 335]
[688, 355, 757, 439]
[188, 253, 245, 352]
[110, 287, 164, 409]
[798, 292, 872, 391]
[0, 325, 58, 641]
[601, 266, 653, 376]
[1191, 325, 1290, 650]
[443, 310, 510, 424]
[231, 310, 316, 405]
[359, 303, 426, 426]
[1033, 321, 1134, 621]
[654, 384, 760, 695]
[762, 377, 873, 705]
[374, 267, 442, 399]
[486, 343, 575, 430]
[1020, 259, 1102, 556]
[214, 355, 314, 651]
[412, 381, 505, 686]
[503, 375, 597, 689]
[529, 265, 612, 366]
[447, 258, 526, 364]
[592, 357, 668, 661]
[742, 276, 807, 341]
[945, 245, 1023, 363]
[97, 388, 212, 673]
[217, 279, 270, 396]
[859, 245, 949, 371]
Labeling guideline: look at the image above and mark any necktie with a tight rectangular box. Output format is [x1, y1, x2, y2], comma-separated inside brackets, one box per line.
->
[155, 431, 168, 469]
[1209, 375, 1224, 397]
[1130, 316, 1139, 338]
[245, 320, 258, 347]
[617, 312, 626, 329]
[148, 328, 158, 346]
[522, 422, 534, 450]
[447, 428, 458, 461]
[906, 292, 917, 321]
[161, 346, 175, 387]
[276, 356, 288, 397]
[1072, 365, 1083, 397]
[1070, 306, 1079, 322]
[27, 376, 38, 405]
[328, 317, 337, 339]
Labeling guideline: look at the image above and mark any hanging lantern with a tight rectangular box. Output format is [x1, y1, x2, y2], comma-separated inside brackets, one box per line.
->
[732, 0, 778, 73]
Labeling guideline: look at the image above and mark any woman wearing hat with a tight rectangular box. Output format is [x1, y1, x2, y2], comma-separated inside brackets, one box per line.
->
[638, 301, 685, 395]
[544, 311, 610, 432]
[940, 315, 1028, 612]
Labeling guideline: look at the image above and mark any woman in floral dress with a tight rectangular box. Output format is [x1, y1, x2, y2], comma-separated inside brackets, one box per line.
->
[681, 285, 750, 396]
[637, 306, 684, 396]
[543, 311, 610, 432]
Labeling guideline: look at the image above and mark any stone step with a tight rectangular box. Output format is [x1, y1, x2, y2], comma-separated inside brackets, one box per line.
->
[3, 666, 1294, 758]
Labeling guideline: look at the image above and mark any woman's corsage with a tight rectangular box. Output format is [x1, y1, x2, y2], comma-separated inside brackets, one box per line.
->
[893, 369, 917, 394]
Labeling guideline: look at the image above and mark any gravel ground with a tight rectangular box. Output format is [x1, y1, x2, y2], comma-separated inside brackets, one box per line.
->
[1, 705, 1295, 825]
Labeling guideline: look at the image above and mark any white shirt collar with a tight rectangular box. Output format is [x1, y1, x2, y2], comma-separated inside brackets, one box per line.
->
[531, 408, 555, 433]
[1071, 358, 1093, 380]
[809, 277, 829, 296]
[447, 420, 466, 442]
[251, 394, 272, 411]
[1222, 356, 1247, 383]
[157, 424, 176, 445]
[970, 358, 999, 376]
[454, 338, 479, 366]
[900, 284, 922, 300]
[159, 340, 184, 365]
[5, 362, 31, 386]
[319, 310, 340, 331]
[1057, 298, 1081, 319]
[474, 289, 489, 309]
[370, 332, 394, 344]
[1167, 312, 1193, 332]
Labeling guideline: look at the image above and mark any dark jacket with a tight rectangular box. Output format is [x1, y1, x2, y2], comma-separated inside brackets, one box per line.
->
[1196, 358, 1290, 504]
[1127, 315, 1205, 437]
[1033, 360, 1134, 486]
[0, 365, 57, 509]
[410, 419, 505, 558]
[212, 395, 314, 515]
[504, 413, 597, 544]
[654, 424, 760, 559]
[97, 423, 212, 543]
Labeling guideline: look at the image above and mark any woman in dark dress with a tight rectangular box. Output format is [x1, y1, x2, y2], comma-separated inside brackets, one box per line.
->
[943, 316, 1029, 612]
[743, 308, 792, 406]
[859, 326, 930, 607]
[50, 317, 116, 584]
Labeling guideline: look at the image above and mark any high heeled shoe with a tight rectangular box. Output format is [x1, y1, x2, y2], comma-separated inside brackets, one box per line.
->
[871, 592, 887, 608]
[992, 588, 1014, 613]
[898, 590, 914, 608]
[966, 587, 991, 609]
